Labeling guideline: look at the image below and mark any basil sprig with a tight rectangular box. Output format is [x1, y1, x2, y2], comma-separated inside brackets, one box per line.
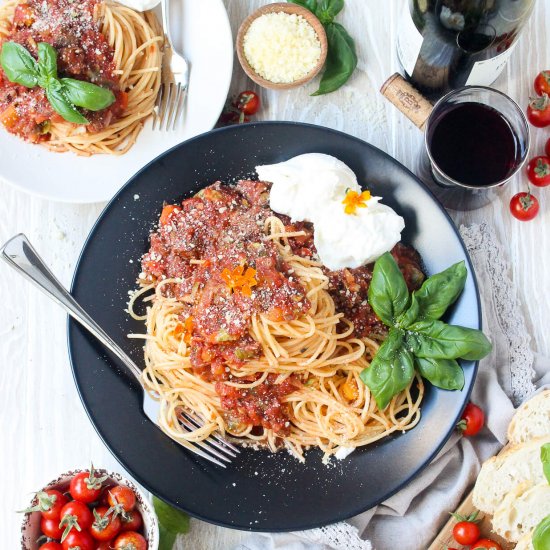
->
[153, 496, 190, 550]
[0, 41, 115, 124]
[542, 442, 550, 485]
[532, 444, 550, 549]
[360, 253, 492, 410]
[289, 0, 357, 95]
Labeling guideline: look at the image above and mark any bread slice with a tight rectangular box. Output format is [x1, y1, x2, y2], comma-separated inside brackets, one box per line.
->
[515, 531, 534, 550]
[508, 390, 550, 445]
[472, 436, 550, 514]
[492, 481, 550, 542]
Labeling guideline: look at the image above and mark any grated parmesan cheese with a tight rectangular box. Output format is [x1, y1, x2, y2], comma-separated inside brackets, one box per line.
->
[243, 12, 321, 84]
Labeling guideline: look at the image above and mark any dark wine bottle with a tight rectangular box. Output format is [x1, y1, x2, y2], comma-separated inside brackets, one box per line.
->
[396, 0, 535, 99]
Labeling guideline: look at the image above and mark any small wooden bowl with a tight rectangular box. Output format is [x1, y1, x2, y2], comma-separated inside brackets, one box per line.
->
[236, 3, 328, 90]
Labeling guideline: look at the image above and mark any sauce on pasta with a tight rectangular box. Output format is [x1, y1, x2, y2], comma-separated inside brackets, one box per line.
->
[0, 0, 126, 142]
[139, 181, 425, 439]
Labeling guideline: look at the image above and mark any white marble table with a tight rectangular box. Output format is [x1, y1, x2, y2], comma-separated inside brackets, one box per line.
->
[1, 1, 549, 548]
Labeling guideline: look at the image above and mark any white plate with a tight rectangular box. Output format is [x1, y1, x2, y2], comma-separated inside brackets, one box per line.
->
[0, 0, 233, 203]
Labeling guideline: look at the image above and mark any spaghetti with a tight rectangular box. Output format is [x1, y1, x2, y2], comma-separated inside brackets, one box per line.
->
[128, 181, 425, 462]
[0, 0, 162, 155]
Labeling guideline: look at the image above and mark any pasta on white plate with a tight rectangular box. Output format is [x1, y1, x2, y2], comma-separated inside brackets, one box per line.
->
[0, 0, 162, 155]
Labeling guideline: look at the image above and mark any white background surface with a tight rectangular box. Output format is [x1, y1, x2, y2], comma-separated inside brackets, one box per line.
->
[1, 1, 549, 548]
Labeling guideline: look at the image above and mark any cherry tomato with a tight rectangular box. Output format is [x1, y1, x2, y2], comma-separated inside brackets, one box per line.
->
[25, 489, 69, 521]
[99, 484, 117, 506]
[97, 542, 115, 550]
[452, 521, 480, 545]
[527, 94, 550, 127]
[217, 110, 249, 126]
[527, 156, 550, 187]
[545, 137, 550, 159]
[458, 402, 485, 436]
[59, 500, 93, 534]
[113, 531, 147, 550]
[121, 508, 143, 532]
[39, 541, 63, 550]
[234, 91, 260, 116]
[534, 71, 550, 96]
[61, 529, 95, 550]
[70, 467, 107, 503]
[107, 486, 136, 513]
[510, 191, 540, 222]
[90, 505, 122, 541]
[471, 538, 503, 550]
[40, 516, 64, 539]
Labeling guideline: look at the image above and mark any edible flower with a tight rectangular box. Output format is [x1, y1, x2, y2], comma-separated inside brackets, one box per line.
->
[221, 265, 258, 297]
[342, 189, 371, 215]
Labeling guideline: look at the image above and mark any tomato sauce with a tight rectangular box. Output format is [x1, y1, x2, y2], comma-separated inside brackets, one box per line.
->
[0, 0, 125, 141]
[142, 181, 424, 433]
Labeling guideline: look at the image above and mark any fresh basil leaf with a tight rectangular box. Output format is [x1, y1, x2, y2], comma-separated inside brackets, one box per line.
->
[398, 292, 420, 328]
[413, 261, 467, 321]
[316, 0, 344, 23]
[541, 443, 550, 485]
[60, 78, 115, 111]
[407, 319, 492, 361]
[312, 22, 357, 95]
[360, 329, 415, 410]
[533, 515, 550, 550]
[37, 42, 58, 83]
[288, 0, 318, 13]
[0, 41, 39, 88]
[368, 252, 409, 327]
[158, 525, 177, 550]
[46, 87, 89, 124]
[153, 495, 190, 535]
[415, 357, 464, 391]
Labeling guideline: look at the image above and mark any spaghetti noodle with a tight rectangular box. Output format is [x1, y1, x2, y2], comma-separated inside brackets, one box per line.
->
[0, 0, 162, 155]
[128, 181, 424, 462]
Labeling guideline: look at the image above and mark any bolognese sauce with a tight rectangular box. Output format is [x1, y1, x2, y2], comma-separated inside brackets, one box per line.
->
[141, 181, 424, 433]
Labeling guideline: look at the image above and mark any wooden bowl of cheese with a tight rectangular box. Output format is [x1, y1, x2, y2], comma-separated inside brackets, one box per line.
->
[236, 3, 328, 90]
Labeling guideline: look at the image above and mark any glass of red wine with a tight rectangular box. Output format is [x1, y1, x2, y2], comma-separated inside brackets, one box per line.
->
[422, 86, 530, 210]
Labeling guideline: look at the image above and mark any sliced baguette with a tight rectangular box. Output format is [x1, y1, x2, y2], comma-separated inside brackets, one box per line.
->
[472, 436, 550, 514]
[508, 390, 550, 445]
[515, 531, 534, 550]
[492, 481, 550, 542]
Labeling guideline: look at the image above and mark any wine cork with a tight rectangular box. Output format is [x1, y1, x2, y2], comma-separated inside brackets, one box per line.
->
[380, 73, 433, 131]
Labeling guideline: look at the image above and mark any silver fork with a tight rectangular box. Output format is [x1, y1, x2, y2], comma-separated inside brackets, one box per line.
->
[1, 234, 238, 468]
[153, 0, 190, 131]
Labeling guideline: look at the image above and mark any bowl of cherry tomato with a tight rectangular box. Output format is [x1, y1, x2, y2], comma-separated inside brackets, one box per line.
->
[20, 466, 159, 550]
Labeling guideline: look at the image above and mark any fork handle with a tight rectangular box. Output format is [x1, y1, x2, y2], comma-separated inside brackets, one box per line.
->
[160, 0, 174, 50]
[1, 234, 143, 383]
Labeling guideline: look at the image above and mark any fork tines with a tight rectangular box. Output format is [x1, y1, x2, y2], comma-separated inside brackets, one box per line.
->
[175, 409, 239, 468]
[153, 82, 187, 131]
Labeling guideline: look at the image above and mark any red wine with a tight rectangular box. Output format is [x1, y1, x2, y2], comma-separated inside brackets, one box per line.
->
[427, 102, 520, 186]
[397, 0, 535, 99]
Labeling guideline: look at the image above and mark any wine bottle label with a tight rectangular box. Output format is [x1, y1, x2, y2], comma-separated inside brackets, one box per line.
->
[465, 42, 518, 86]
[396, 10, 423, 76]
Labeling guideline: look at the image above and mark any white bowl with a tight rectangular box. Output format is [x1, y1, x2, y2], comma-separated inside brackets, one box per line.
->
[20, 469, 159, 550]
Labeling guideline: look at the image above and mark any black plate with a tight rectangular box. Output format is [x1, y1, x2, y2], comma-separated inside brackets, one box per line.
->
[68, 122, 480, 531]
